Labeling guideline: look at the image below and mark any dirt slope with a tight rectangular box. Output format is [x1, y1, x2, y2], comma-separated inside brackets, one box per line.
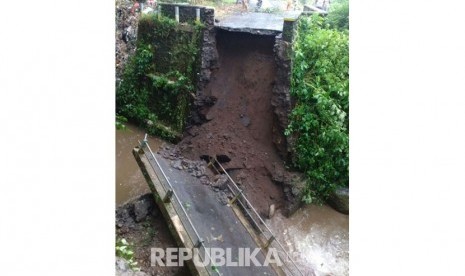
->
[178, 30, 287, 215]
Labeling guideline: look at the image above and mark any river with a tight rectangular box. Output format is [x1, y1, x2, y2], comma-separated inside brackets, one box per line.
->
[267, 205, 349, 276]
[116, 123, 162, 206]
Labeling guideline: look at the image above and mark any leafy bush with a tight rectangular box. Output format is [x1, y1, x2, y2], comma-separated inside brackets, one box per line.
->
[116, 114, 128, 130]
[286, 14, 349, 202]
[326, 0, 349, 31]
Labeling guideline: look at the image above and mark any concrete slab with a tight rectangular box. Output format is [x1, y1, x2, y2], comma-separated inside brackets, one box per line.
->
[215, 12, 301, 35]
[155, 154, 277, 276]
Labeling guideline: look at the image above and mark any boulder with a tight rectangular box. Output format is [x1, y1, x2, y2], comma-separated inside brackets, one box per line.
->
[327, 187, 349, 215]
[116, 257, 149, 276]
[116, 257, 130, 272]
[171, 159, 184, 170]
[133, 194, 156, 222]
[217, 191, 230, 205]
[212, 174, 228, 190]
[268, 204, 276, 219]
[281, 172, 306, 217]
[115, 205, 135, 229]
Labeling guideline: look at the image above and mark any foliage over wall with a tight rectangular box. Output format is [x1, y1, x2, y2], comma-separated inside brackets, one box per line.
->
[286, 14, 349, 202]
[116, 14, 203, 141]
[326, 0, 349, 31]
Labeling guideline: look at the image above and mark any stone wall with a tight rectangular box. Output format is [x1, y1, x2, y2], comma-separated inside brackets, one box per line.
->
[271, 15, 301, 160]
[282, 18, 298, 42]
[157, 4, 218, 90]
[192, 17, 220, 124]
[158, 3, 219, 125]
[271, 18, 306, 216]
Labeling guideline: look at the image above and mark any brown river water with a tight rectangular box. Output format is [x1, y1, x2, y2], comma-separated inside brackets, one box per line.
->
[116, 123, 162, 206]
[267, 206, 349, 276]
[116, 124, 349, 275]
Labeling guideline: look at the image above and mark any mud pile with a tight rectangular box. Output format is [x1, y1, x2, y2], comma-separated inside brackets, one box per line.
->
[177, 30, 293, 216]
[116, 193, 191, 275]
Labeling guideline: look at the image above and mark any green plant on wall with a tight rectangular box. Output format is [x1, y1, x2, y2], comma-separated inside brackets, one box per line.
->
[286, 14, 349, 202]
[116, 13, 204, 141]
[116, 44, 154, 123]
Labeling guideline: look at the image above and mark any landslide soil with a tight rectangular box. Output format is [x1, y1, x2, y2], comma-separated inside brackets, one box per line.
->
[116, 194, 191, 276]
[178, 30, 286, 216]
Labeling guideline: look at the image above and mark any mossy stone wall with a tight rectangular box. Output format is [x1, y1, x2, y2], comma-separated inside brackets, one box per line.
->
[116, 13, 206, 141]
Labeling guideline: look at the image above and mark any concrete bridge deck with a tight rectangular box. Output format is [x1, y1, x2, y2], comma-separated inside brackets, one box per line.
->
[215, 11, 301, 35]
[133, 140, 291, 276]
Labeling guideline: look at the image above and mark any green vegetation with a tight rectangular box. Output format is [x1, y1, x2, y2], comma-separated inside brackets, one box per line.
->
[153, 0, 236, 8]
[261, 6, 282, 14]
[141, 221, 158, 246]
[116, 14, 204, 141]
[286, 14, 349, 203]
[116, 238, 140, 271]
[116, 114, 128, 130]
[326, 0, 349, 31]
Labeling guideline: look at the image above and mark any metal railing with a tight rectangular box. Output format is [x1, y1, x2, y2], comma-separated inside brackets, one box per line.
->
[209, 157, 305, 276]
[139, 135, 219, 275]
[138, 136, 304, 275]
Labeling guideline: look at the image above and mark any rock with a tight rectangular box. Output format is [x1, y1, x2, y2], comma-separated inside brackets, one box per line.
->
[116, 257, 149, 276]
[282, 172, 306, 217]
[206, 112, 214, 121]
[212, 174, 228, 190]
[199, 175, 211, 185]
[133, 195, 153, 222]
[240, 116, 251, 127]
[271, 162, 285, 183]
[186, 127, 199, 137]
[116, 205, 135, 229]
[326, 187, 349, 215]
[268, 204, 275, 219]
[116, 257, 130, 273]
[217, 191, 229, 205]
[116, 194, 160, 237]
[171, 159, 183, 170]
[190, 163, 206, 177]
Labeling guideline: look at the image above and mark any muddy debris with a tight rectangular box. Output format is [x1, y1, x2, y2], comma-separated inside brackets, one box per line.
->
[174, 31, 293, 216]
[158, 145, 237, 205]
[116, 194, 190, 275]
[212, 174, 228, 190]
[217, 191, 230, 205]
